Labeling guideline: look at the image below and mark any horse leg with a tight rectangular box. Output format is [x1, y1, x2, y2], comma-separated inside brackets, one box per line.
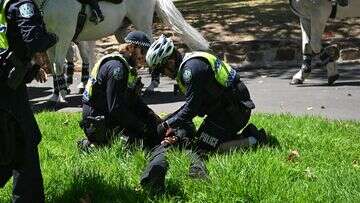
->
[49, 39, 73, 103]
[291, 18, 313, 85]
[77, 41, 92, 94]
[310, 16, 339, 85]
[319, 45, 340, 85]
[65, 42, 77, 88]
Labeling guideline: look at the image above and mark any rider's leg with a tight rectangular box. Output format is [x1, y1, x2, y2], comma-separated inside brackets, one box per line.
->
[88, 0, 104, 24]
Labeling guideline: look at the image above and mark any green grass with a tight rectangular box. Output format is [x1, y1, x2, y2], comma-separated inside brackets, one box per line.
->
[1, 112, 360, 202]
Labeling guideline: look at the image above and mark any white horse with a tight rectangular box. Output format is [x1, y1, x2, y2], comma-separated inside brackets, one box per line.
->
[289, 0, 358, 85]
[34, 0, 209, 102]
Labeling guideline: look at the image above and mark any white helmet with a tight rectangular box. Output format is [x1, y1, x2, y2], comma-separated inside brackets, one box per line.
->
[146, 35, 175, 68]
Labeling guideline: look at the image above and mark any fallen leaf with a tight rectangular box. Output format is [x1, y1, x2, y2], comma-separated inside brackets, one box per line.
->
[352, 160, 359, 168]
[287, 150, 300, 162]
[304, 167, 317, 180]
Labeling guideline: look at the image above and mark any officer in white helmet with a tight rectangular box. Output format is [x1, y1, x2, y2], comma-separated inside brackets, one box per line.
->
[140, 35, 269, 193]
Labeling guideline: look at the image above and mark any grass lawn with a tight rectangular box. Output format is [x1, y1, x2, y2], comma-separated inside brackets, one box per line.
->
[1, 112, 360, 202]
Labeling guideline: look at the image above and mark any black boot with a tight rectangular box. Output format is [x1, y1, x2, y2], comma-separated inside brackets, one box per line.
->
[88, 0, 104, 24]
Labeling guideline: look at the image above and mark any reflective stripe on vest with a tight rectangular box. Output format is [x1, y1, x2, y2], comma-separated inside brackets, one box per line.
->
[83, 53, 137, 102]
[0, 0, 10, 54]
[176, 51, 237, 93]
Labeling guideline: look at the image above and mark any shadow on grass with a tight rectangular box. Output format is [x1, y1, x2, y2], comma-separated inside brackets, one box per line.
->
[48, 166, 188, 203]
[49, 171, 147, 203]
[28, 86, 83, 113]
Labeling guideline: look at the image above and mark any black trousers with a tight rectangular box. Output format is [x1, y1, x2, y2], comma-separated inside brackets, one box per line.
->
[140, 102, 251, 186]
[81, 100, 161, 148]
[0, 147, 44, 203]
[0, 83, 44, 203]
[195, 103, 251, 152]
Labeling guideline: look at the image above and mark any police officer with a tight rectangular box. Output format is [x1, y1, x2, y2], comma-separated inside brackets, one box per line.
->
[0, 0, 57, 202]
[78, 31, 162, 151]
[140, 35, 268, 192]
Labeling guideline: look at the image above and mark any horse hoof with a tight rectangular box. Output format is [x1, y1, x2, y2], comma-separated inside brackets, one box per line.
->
[328, 74, 339, 85]
[290, 78, 303, 85]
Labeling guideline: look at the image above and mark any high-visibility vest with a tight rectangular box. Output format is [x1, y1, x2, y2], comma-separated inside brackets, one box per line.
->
[0, 0, 10, 55]
[176, 51, 237, 93]
[83, 53, 137, 102]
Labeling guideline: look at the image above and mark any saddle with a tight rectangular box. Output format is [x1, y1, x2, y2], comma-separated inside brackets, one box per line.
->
[77, 0, 123, 4]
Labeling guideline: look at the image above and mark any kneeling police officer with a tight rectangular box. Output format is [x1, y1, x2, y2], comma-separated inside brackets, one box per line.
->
[78, 31, 162, 151]
[140, 35, 268, 192]
[0, 0, 57, 202]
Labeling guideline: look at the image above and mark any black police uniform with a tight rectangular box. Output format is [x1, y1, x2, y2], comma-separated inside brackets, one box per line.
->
[80, 56, 161, 148]
[0, 0, 57, 202]
[140, 56, 255, 190]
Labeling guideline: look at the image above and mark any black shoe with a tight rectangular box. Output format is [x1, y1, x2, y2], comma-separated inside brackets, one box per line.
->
[77, 138, 96, 152]
[140, 165, 166, 195]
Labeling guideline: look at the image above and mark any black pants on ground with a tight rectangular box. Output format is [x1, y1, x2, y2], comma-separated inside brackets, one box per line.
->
[0, 83, 44, 203]
[140, 101, 251, 188]
[81, 98, 161, 148]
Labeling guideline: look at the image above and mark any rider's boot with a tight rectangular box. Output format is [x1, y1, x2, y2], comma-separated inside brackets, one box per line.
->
[88, 0, 104, 24]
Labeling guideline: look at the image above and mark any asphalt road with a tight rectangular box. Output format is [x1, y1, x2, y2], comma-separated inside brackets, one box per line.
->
[28, 64, 360, 121]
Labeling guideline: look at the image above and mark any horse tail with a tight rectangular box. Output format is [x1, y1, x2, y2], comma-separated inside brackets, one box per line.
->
[155, 0, 210, 51]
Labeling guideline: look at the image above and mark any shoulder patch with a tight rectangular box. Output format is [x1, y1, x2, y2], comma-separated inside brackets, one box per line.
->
[19, 3, 35, 18]
[113, 68, 123, 80]
[182, 68, 192, 83]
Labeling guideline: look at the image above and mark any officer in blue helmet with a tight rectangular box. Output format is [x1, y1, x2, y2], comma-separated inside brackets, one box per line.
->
[0, 0, 57, 202]
[78, 31, 162, 151]
[140, 35, 269, 193]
